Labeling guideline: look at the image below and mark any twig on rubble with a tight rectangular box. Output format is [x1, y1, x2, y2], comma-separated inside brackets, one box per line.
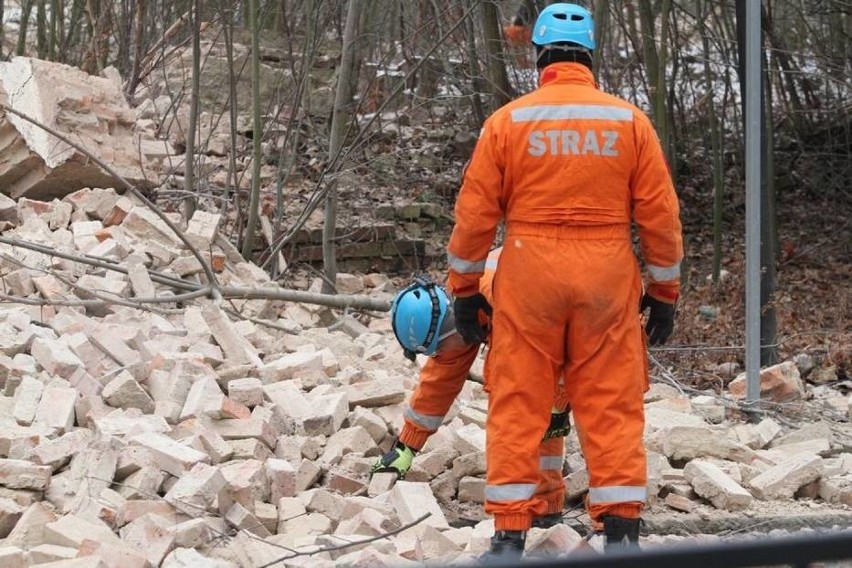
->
[0, 235, 199, 290]
[0, 103, 221, 299]
[0, 233, 392, 312]
[649, 354, 687, 395]
[255, 513, 433, 568]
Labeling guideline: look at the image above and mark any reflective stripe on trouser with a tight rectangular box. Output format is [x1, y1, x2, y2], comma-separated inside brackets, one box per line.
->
[485, 224, 647, 531]
[536, 436, 566, 515]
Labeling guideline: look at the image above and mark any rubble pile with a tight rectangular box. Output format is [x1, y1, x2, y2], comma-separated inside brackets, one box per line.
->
[0, 189, 850, 567]
[0, 57, 162, 201]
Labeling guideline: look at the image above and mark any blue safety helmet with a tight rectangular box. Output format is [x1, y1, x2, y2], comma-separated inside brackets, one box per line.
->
[390, 277, 451, 361]
[532, 3, 596, 51]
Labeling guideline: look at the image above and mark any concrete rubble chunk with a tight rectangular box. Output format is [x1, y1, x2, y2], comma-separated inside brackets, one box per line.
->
[684, 459, 753, 511]
[162, 548, 239, 567]
[749, 452, 824, 499]
[661, 425, 758, 463]
[4, 501, 57, 548]
[31, 429, 94, 471]
[0, 57, 157, 200]
[728, 361, 806, 403]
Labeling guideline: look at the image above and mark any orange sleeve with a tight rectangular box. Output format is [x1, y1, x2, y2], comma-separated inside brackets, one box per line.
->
[447, 116, 506, 297]
[630, 113, 684, 303]
[399, 343, 480, 450]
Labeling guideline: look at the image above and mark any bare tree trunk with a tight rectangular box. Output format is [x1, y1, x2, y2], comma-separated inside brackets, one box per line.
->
[241, 0, 263, 259]
[701, 0, 725, 285]
[17, 0, 34, 55]
[124, 0, 146, 98]
[637, 0, 673, 164]
[592, 0, 608, 81]
[183, 0, 201, 222]
[36, 0, 47, 58]
[463, 0, 485, 126]
[322, 0, 362, 294]
[481, 0, 512, 109]
[0, 0, 4, 59]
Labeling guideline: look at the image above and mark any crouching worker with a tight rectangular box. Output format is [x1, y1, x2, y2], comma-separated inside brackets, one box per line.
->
[372, 247, 572, 531]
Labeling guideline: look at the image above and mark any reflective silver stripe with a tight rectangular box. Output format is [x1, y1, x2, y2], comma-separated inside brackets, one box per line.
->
[511, 104, 634, 123]
[648, 262, 681, 282]
[587, 486, 647, 504]
[447, 251, 486, 274]
[404, 406, 444, 431]
[485, 483, 537, 502]
[485, 256, 499, 270]
[540, 456, 563, 471]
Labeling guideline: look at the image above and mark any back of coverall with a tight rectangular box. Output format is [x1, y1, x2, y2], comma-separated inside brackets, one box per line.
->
[447, 62, 683, 532]
[399, 248, 567, 516]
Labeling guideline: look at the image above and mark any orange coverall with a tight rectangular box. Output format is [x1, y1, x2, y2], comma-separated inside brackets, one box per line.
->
[399, 248, 567, 517]
[447, 62, 683, 532]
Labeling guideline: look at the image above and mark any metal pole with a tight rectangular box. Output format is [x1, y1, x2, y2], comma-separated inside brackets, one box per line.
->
[745, 0, 762, 405]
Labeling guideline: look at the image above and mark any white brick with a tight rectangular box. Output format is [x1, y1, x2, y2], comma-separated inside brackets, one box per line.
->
[130, 433, 210, 476]
[343, 377, 406, 408]
[43, 514, 122, 548]
[453, 424, 486, 454]
[127, 259, 156, 299]
[221, 459, 268, 508]
[0, 497, 24, 537]
[27, 544, 77, 564]
[93, 408, 170, 437]
[185, 210, 221, 250]
[31, 429, 94, 470]
[31, 337, 83, 379]
[119, 513, 176, 566]
[0, 458, 52, 490]
[227, 378, 263, 408]
[202, 306, 262, 367]
[164, 463, 226, 516]
[390, 481, 449, 529]
[266, 459, 297, 503]
[749, 452, 824, 499]
[0, 547, 25, 568]
[12, 375, 43, 425]
[261, 351, 324, 383]
[225, 502, 271, 537]
[458, 476, 485, 503]
[684, 459, 753, 511]
[102, 371, 154, 413]
[33, 385, 77, 433]
[181, 377, 249, 421]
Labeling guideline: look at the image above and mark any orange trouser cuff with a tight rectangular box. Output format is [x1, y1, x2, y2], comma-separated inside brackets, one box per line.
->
[495, 514, 533, 532]
[588, 502, 643, 530]
[398, 424, 430, 452]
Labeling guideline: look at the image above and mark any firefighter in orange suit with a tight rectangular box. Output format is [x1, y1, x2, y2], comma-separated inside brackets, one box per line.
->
[373, 247, 571, 530]
[446, 3, 684, 561]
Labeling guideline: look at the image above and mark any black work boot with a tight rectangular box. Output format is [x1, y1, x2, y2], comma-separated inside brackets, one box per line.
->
[602, 516, 641, 553]
[531, 513, 563, 529]
[478, 530, 526, 563]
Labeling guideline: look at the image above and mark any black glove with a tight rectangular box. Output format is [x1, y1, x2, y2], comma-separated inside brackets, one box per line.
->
[640, 294, 676, 345]
[543, 408, 571, 440]
[454, 293, 492, 345]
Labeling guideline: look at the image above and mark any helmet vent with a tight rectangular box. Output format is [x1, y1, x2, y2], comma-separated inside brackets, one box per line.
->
[553, 13, 567, 20]
[571, 14, 585, 21]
